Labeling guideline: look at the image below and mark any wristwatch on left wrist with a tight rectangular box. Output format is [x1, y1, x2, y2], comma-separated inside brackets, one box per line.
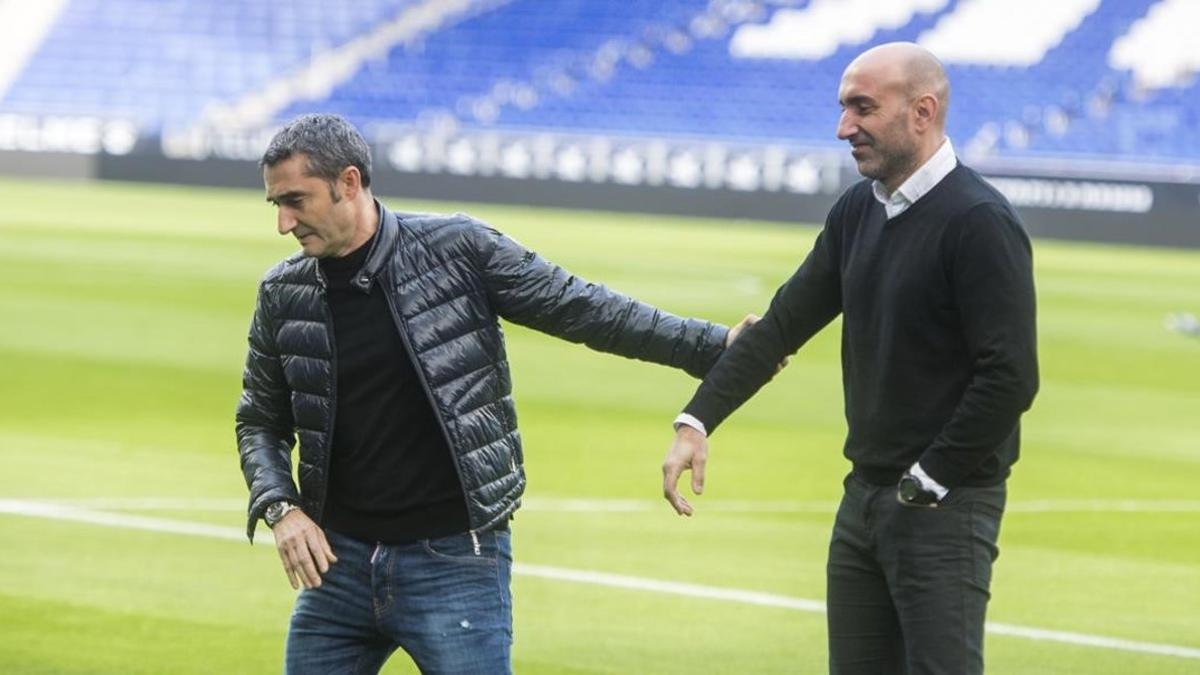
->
[263, 500, 300, 528]
[897, 472, 940, 507]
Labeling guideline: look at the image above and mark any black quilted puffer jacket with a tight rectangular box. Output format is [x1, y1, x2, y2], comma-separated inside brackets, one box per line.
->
[236, 203, 729, 541]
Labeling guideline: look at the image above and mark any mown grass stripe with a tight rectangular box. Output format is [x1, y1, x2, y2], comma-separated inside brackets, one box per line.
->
[2, 499, 1197, 661]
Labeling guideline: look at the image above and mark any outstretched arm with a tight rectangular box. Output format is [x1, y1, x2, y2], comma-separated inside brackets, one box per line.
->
[472, 220, 729, 378]
[663, 221, 844, 515]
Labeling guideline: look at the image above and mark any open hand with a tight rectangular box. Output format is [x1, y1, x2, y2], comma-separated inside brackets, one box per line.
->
[271, 509, 338, 590]
[724, 313, 791, 373]
[662, 425, 709, 516]
[725, 313, 760, 347]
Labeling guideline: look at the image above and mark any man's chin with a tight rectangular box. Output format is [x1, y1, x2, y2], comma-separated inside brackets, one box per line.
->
[298, 243, 328, 258]
[854, 160, 881, 180]
[295, 237, 327, 258]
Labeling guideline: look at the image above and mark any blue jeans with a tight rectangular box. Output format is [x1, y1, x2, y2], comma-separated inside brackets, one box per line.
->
[285, 528, 513, 675]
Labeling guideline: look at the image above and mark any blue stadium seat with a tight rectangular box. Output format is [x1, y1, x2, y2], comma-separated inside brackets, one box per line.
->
[2, 0, 1197, 166]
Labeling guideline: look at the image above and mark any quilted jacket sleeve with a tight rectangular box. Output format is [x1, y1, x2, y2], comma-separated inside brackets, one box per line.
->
[470, 220, 729, 379]
[235, 281, 300, 541]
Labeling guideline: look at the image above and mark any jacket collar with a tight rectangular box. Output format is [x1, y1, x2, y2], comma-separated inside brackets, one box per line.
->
[351, 200, 399, 291]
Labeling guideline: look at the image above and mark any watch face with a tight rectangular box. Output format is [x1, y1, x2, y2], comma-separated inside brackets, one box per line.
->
[898, 477, 920, 502]
[266, 502, 287, 523]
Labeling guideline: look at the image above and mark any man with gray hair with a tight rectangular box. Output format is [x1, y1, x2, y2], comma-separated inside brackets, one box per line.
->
[236, 113, 755, 673]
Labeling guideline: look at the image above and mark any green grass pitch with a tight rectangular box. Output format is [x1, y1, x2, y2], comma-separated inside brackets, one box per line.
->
[0, 176, 1197, 674]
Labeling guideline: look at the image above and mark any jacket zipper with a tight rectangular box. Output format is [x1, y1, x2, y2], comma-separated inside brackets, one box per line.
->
[379, 265, 481, 546]
[315, 265, 337, 524]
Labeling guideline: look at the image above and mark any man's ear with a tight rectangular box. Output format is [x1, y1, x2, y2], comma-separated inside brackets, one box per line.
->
[339, 165, 362, 200]
[912, 93, 939, 132]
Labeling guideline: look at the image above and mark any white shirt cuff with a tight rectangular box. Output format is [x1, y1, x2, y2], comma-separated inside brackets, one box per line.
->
[909, 462, 949, 500]
[673, 413, 707, 437]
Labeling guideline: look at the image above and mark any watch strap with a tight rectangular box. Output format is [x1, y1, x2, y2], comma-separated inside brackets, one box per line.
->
[264, 500, 299, 527]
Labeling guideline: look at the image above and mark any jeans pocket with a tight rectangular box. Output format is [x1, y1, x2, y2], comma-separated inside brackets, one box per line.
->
[967, 501, 1003, 591]
[422, 531, 502, 565]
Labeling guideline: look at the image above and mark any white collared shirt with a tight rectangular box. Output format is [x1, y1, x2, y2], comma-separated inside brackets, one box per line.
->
[871, 138, 957, 220]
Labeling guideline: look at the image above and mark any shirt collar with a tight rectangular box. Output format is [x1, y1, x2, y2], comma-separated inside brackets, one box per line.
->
[872, 138, 957, 219]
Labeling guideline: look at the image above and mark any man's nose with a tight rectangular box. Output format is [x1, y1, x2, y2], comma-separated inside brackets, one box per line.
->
[836, 112, 856, 141]
[277, 208, 297, 235]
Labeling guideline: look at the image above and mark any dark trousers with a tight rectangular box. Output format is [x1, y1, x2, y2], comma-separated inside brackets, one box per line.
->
[827, 472, 1006, 675]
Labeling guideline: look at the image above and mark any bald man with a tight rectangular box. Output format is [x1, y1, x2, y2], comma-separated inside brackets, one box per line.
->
[662, 42, 1038, 674]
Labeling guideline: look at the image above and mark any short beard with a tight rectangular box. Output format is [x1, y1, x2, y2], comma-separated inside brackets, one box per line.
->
[863, 137, 919, 189]
[873, 152, 917, 187]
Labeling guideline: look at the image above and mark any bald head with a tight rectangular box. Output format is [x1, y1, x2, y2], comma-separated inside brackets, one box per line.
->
[846, 42, 950, 126]
[836, 42, 951, 191]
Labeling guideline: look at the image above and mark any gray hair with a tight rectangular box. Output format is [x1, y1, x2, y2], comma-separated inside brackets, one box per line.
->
[260, 114, 372, 189]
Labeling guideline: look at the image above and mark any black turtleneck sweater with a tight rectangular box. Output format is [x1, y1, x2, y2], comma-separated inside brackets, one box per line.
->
[684, 165, 1039, 489]
[318, 234, 470, 542]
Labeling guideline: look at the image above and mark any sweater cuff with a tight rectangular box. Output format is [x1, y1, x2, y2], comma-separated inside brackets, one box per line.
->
[673, 413, 707, 437]
[909, 461, 949, 500]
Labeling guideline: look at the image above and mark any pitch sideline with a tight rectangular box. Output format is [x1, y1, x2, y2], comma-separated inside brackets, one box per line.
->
[1, 498, 1198, 662]
[29, 496, 1200, 514]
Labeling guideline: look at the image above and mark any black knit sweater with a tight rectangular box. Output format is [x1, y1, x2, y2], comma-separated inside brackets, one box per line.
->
[684, 164, 1039, 488]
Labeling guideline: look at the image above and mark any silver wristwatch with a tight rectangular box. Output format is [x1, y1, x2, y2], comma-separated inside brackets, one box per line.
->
[263, 501, 300, 528]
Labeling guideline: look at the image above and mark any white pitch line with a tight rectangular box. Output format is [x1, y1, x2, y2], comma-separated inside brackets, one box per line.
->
[517, 563, 826, 613]
[47, 497, 250, 512]
[37, 496, 1200, 514]
[1006, 499, 1200, 514]
[984, 623, 1200, 661]
[0, 499, 246, 541]
[1, 499, 1198, 661]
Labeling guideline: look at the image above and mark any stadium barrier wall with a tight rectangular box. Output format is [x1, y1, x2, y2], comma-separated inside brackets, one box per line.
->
[2, 133, 1198, 248]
